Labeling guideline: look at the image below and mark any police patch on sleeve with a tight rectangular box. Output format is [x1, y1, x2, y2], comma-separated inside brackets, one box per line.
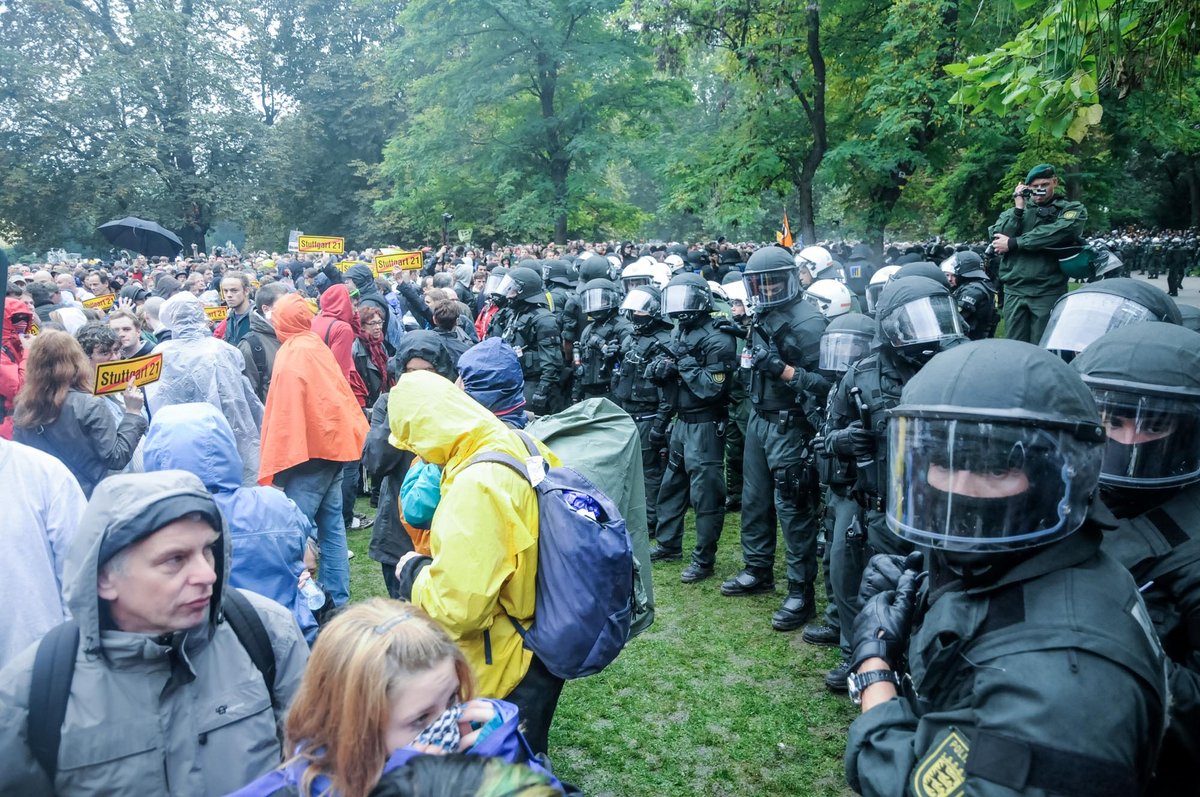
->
[912, 728, 969, 797]
[712, 372, 726, 383]
[1062, 210, 1079, 220]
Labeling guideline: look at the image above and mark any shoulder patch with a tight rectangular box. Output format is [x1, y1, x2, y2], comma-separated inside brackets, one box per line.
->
[712, 372, 726, 384]
[1062, 210, 1079, 220]
[913, 728, 969, 797]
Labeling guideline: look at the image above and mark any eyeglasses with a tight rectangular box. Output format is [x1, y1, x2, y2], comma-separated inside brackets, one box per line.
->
[364, 320, 384, 328]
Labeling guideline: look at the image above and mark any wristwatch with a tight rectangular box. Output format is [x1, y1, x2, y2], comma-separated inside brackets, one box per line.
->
[847, 668, 901, 706]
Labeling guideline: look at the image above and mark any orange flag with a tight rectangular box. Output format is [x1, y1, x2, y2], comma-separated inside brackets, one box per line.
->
[775, 211, 793, 248]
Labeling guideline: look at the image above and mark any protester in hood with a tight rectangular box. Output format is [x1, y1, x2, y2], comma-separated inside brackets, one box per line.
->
[388, 371, 564, 756]
[363, 332, 456, 599]
[0, 436, 87, 668]
[0, 471, 310, 795]
[147, 292, 264, 486]
[143, 402, 319, 643]
[1, 297, 32, 440]
[259, 294, 368, 608]
[12, 331, 146, 497]
[312, 283, 368, 406]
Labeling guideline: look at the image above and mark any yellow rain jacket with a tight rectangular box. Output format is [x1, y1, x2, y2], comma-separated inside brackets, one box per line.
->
[388, 371, 559, 697]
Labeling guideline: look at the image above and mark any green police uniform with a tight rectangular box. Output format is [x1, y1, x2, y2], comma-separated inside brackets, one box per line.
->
[651, 319, 736, 570]
[988, 167, 1087, 344]
[846, 530, 1168, 797]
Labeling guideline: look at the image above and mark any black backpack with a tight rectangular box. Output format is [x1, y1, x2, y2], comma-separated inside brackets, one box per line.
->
[27, 589, 277, 781]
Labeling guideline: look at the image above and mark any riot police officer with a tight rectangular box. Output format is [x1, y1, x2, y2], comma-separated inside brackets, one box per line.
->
[1073, 322, 1200, 795]
[845, 339, 1168, 797]
[1039, 277, 1181, 362]
[939, 250, 997, 340]
[719, 246, 830, 633]
[495, 266, 563, 414]
[573, 278, 632, 403]
[612, 285, 674, 536]
[648, 274, 736, 584]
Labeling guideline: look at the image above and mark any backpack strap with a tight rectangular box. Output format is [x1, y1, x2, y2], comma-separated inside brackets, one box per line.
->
[322, 322, 334, 346]
[222, 589, 278, 712]
[28, 620, 80, 782]
[247, 333, 269, 399]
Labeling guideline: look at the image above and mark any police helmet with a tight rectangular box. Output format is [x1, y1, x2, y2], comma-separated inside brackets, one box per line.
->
[620, 284, 663, 326]
[795, 246, 838, 283]
[874, 277, 964, 366]
[1073, 322, 1200, 489]
[804, 279, 853, 319]
[743, 246, 802, 310]
[496, 266, 547, 305]
[664, 254, 687, 274]
[543, 259, 576, 289]
[1040, 278, 1181, 361]
[887, 339, 1106, 553]
[579, 278, 621, 315]
[865, 264, 901, 314]
[621, 259, 670, 291]
[483, 266, 509, 298]
[662, 272, 713, 318]
[577, 254, 611, 285]
[938, 251, 988, 281]
[820, 313, 876, 374]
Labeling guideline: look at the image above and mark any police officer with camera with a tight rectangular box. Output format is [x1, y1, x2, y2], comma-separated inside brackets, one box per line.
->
[988, 163, 1088, 344]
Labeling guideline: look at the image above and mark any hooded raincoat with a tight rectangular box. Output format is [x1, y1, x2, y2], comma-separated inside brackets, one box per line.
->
[147, 292, 264, 486]
[387, 371, 558, 697]
[259, 294, 368, 486]
[1, 298, 32, 440]
[142, 403, 319, 643]
[0, 471, 309, 796]
[310, 284, 367, 406]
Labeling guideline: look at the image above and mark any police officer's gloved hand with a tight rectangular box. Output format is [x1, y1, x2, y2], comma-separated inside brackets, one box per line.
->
[529, 392, 550, 414]
[850, 567, 920, 673]
[648, 424, 669, 450]
[825, 425, 874, 458]
[713, 318, 746, 339]
[859, 552, 922, 605]
[601, 339, 621, 358]
[751, 346, 787, 379]
[651, 359, 678, 383]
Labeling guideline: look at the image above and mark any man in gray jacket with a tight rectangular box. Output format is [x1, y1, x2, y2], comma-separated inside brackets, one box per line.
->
[0, 470, 309, 796]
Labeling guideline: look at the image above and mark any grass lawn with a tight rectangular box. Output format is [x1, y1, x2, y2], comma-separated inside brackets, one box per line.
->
[346, 498, 857, 797]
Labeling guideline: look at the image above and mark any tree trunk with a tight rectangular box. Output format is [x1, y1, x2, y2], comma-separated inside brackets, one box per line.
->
[795, 3, 826, 244]
[1188, 161, 1200, 229]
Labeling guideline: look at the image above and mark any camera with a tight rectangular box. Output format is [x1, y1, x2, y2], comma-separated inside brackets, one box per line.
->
[1019, 188, 1047, 198]
[442, 212, 454, 222]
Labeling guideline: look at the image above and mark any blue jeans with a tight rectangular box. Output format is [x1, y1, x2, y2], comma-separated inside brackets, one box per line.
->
[279, 459, 350, 606]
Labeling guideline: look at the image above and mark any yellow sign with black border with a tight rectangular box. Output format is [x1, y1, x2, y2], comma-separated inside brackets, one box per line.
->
[297, 235, 345, 254]
[374, 250, 424, 274]
[93, 352, 163, 396]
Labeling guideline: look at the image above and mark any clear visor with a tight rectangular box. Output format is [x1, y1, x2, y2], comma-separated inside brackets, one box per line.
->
[496, 274, 520, 298]
[880, 295, 963, 347]
[662, 284, 710, 315]
[866, 282, 885, 314]
[622, 274, 653, 291]
[484, 273, 507, 296]
[581, 286, 619, 314]
[1092, 388, 1200, 488]
[819, 331, 872, 373]
[620, 289, 659, 316]
[742, 268, 800, 309]
[887, 416, 1099, 552]
[1040, 293, 1154, 356]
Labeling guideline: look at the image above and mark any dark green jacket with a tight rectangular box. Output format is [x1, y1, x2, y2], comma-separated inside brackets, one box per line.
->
[846, 530, 1168, 797]
[988, 196, 1087, 297]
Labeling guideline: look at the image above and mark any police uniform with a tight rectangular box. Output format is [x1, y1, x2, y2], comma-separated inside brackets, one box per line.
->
[613, 316, 673, 536]
[987, 164, 1087, 344]
[574, 313, 633, 402]
[952, 280, 997, 340]
[651, 307, 736, 575]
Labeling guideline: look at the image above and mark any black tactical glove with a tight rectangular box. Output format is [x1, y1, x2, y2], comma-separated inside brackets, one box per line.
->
[651, 358, 678, 383]
[825, 424, 875, 458]
[648, 424, 669, 451]
[750, 346, 787, 379]
[713, 318, 747, 339]
[601, 339, 621, 358]
[529, 392, 550, 414]
[858, 552, 923, 605]
[850, 567, 920, 672]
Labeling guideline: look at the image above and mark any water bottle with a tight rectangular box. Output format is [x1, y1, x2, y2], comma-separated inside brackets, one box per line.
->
[740, 348, 753, 369]
[300, 577, 326, 611]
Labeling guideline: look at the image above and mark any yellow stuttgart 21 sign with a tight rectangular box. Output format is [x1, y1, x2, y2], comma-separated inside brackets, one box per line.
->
[93, 353, 163, 396]
[373, 250, 424, 274]
[204, 306, 229, 322]
[83, 294, 116, 311]
[297, 235, 345, 254]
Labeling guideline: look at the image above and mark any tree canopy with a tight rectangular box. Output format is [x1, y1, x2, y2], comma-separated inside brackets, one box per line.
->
[1, 0, 1196, 254]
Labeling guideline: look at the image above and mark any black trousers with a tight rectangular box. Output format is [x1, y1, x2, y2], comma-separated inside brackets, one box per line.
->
[505, 654, 566, 757]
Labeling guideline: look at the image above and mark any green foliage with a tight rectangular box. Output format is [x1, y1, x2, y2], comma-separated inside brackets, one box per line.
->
[946, 0, 1200, 141]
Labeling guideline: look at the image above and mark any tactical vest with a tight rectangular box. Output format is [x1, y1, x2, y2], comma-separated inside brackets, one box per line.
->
[664, 322, 734, 413]
[749, 299, 825, 412]
[577, 316, 629, 393]
[614, 327, 671, 413]
[842, 352, 903, 500]
[503, 306, 558, 378]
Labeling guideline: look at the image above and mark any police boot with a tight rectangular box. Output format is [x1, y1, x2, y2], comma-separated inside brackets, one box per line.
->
[719, 567, 775, 596]
[771, 582, 816, 631]
[824, 657, 852, 693]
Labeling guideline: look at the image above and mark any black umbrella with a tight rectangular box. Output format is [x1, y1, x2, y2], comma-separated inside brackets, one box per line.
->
[97, 216, 184, 257]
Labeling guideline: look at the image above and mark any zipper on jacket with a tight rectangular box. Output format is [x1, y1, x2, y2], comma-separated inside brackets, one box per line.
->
[483, 630, 493, 665]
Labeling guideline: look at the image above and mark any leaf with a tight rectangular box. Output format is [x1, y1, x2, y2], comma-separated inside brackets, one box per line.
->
[1085, 103, 1103, 124]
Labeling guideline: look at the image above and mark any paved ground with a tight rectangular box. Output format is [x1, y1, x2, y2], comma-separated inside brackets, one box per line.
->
[1126, 272, 1200, 307]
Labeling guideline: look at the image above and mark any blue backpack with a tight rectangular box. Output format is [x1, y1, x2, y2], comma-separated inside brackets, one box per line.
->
[470, 430, 633, 679]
